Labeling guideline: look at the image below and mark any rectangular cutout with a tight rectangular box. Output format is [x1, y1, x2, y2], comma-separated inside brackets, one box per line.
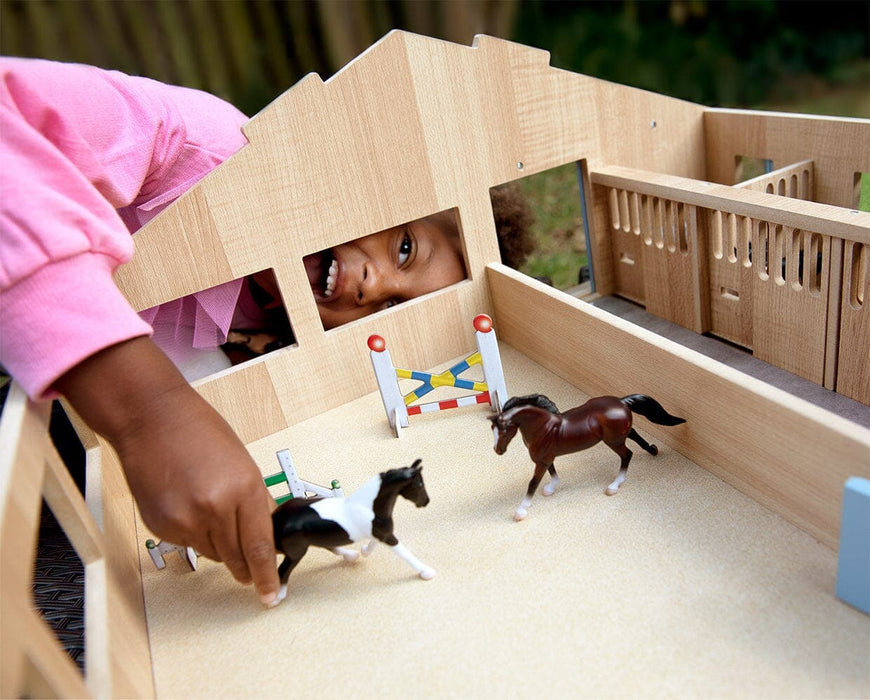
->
[305, 208, 468, 332]
[734, 155, 773, 184]
[495, 162, 589, 291]
[142, 267, 297, 380]
[855, 172, 870, 211]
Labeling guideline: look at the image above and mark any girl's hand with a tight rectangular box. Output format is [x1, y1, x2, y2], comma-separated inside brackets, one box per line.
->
[55, 336, 281, 607]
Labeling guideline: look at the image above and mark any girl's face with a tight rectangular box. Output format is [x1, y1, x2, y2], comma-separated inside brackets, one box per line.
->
[303, 215, 466, 329]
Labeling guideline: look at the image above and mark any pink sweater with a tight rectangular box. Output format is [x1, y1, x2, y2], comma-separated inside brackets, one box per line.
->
[1, 58, 249, 399]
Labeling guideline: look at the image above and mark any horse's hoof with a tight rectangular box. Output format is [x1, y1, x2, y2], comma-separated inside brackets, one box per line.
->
[514, 509, 527, 521]
[419, 568, 436, 580]
[650, 444, 659, 456]
[344, 550, 360, 563]
[267, 585, 288, 607]
[605, 486, 619, 496]
[542, 486, 554, 496]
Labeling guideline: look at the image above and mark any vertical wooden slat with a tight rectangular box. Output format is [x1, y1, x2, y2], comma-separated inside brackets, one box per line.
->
[752, 225, 831, 383]
[88, 0, 138, 73]
[640, 198, 706, 332]
[707, 212, 755, 348]
[836, 242, 870, 403]
[687, 204, 711, 332]
[606, 186, 645, 303]
[249, 0, 295, 90]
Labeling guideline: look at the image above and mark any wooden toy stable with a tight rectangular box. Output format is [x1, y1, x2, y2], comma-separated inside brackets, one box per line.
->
[2, 32, 868, 698]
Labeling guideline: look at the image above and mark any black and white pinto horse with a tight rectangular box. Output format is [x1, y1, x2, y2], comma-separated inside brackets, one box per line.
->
[271, 459, 435, 605]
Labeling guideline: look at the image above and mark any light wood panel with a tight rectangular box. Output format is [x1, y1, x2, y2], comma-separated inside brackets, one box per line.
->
[592, 165, 870, 243]
[751, 224, 831, 383]
[706, 210, 755, 347]
[736, 159, 814, 199]
[837, 242, 870, 403]
[704, 109, 870, 207]
[114, 32, 707, 442]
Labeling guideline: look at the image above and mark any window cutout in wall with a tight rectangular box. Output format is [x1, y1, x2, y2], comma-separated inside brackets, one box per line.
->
[142, 267, 297, 381]
[304, 208, 467, 332]
[734, 155, 773, 184]
[220, 268, 296, 365]
[854, 172, 870, 211]
[492, 161, 588, 292]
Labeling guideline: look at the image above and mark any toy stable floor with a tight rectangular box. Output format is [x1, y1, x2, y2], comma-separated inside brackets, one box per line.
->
[135, 343, 869, 699]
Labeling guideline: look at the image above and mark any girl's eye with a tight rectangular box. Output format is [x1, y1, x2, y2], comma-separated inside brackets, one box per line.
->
[397, 233, 413, 266]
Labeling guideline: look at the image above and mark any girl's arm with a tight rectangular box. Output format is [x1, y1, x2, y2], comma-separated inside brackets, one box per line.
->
[54, 335, 281, 606]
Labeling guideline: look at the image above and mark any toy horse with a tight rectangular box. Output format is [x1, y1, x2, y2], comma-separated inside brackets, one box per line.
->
[271, 459, 435, 605]
[489, 394, 686, 520]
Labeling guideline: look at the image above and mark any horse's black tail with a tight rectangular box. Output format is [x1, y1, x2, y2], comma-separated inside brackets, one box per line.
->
[620, 394, 686, 426]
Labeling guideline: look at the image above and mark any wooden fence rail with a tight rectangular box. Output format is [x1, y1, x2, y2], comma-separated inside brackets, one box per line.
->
[590, 165, 870, 403]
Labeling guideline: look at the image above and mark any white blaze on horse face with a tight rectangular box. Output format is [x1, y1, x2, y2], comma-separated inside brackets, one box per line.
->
[492, 425, 500, 451]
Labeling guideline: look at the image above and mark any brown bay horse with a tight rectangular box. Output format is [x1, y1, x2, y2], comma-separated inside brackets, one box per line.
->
[489, 394, 686, 520]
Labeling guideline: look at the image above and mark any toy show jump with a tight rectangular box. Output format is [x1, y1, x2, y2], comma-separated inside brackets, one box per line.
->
[368, 314, 508, 435]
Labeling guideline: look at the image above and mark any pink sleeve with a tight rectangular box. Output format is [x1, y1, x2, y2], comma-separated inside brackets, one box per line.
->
[0, 58, 248, 399]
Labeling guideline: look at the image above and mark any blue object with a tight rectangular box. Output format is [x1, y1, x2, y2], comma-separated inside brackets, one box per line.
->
[836, 477, 870, 614]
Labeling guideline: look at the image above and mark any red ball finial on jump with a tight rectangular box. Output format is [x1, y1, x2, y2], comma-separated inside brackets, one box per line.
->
[368, 335, 386, 352]
[473, 314, 493, 333]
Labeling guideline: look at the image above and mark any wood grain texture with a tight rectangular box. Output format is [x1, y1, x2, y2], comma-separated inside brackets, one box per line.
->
[136, 344, 868, 699]
[836, 242, 870, 403]
[751, 225, 831, 383]
[704, 109, 870, 207]
[736, 159, 814, 200]
[592, 165, 870, 243]
[113, 32, 708, 438]
[90, 441, 155, 698]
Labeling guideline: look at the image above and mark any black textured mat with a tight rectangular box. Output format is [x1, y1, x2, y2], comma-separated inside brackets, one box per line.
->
[29, 398, 87, 672]
[33, 503, 85, 671]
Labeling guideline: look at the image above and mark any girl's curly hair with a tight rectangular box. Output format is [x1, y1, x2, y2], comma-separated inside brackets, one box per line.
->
[490, 182, 536, 269]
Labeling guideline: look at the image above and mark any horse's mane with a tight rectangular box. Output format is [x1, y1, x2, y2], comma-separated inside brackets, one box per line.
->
[501, 393, 559, 415]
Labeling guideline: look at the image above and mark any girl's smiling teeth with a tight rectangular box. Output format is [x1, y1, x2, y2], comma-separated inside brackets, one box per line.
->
[303, 249, 340, 301]
[324, 258, 338, 297]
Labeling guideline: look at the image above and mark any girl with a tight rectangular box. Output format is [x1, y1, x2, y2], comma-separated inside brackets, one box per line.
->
[1, 57, 533, 606]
